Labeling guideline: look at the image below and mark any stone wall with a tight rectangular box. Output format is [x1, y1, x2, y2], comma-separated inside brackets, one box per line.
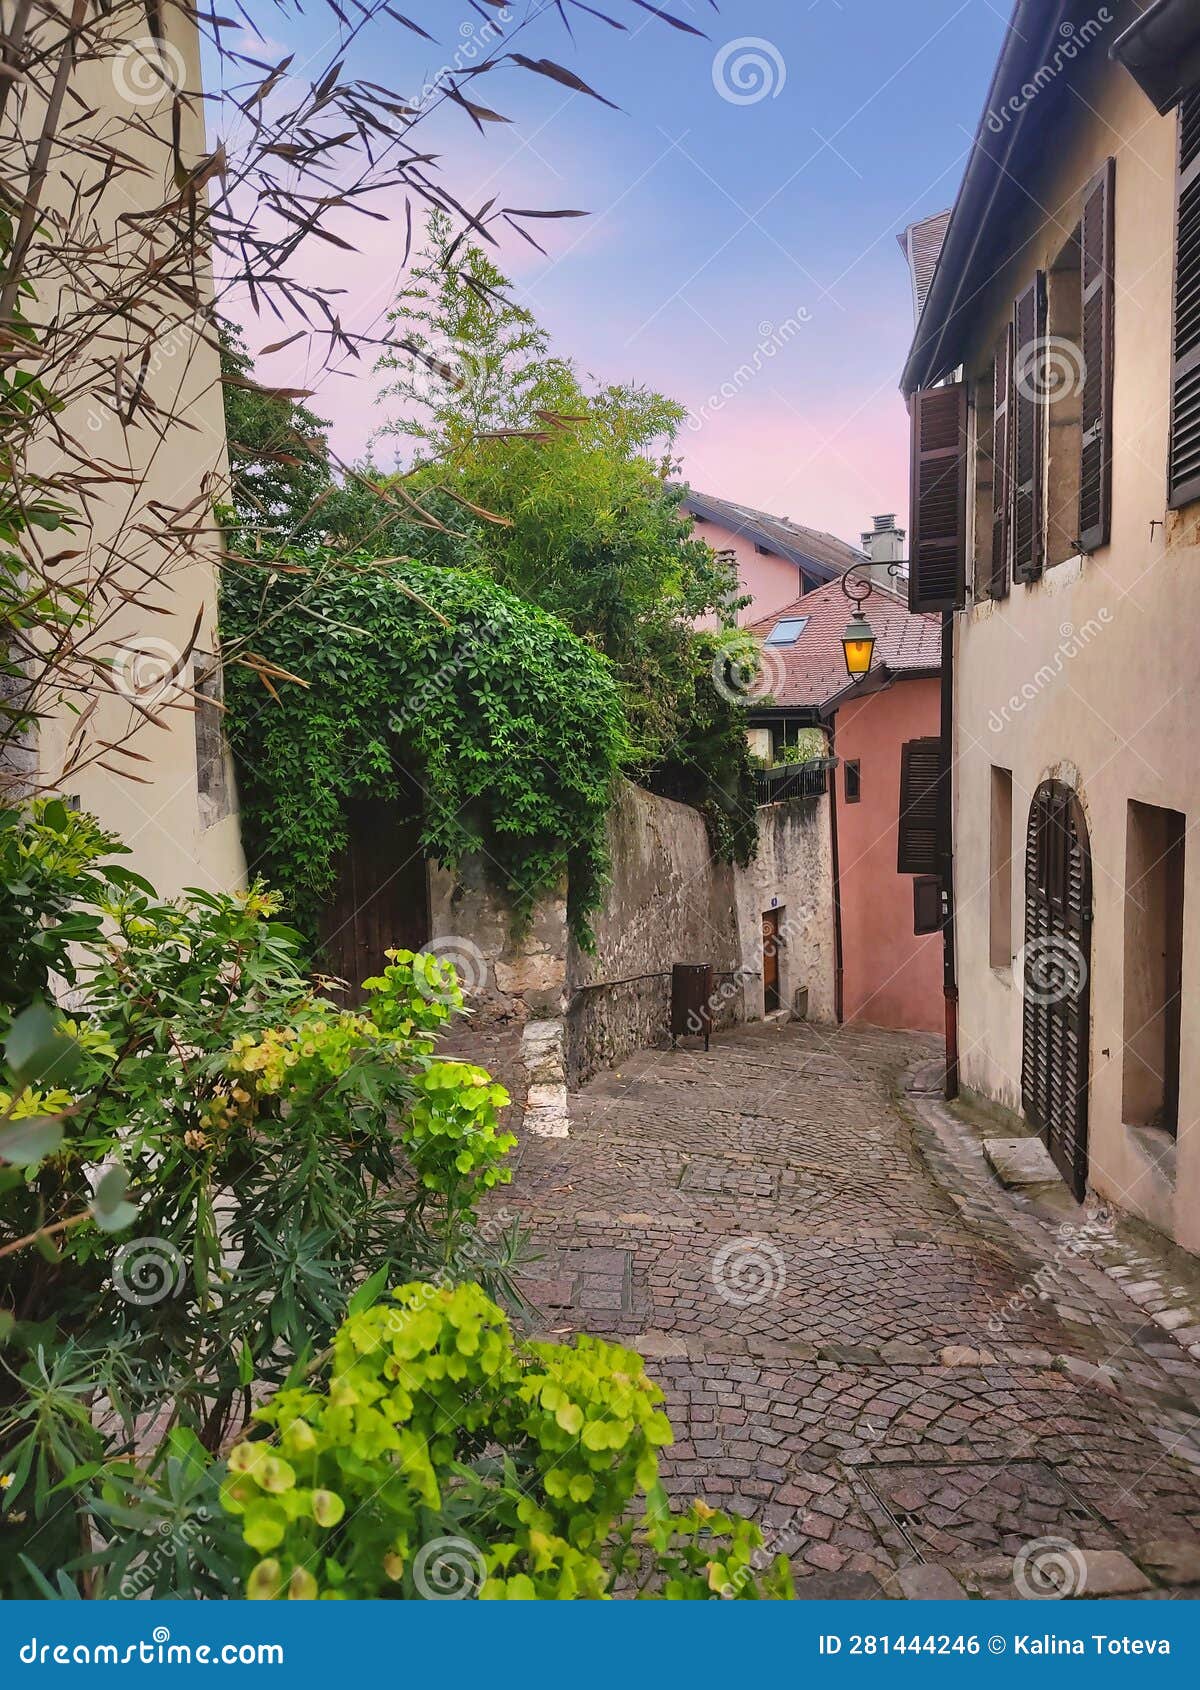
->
[733, 792, 837, 1027]
[430, 779, 836, 1109]
[565, 783, 742, 1085]
[565, 782, 836, 1085]
[428, 856, 567, 1022]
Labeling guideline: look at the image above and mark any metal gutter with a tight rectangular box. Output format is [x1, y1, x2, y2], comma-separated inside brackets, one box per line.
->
[1110, 0, 1200, 113]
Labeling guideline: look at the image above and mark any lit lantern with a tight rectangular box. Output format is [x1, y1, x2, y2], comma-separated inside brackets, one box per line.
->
[841, 608, 876, 679]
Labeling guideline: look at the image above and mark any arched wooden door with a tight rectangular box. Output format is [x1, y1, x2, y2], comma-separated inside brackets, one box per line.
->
[1021, 781, 1093, 1199]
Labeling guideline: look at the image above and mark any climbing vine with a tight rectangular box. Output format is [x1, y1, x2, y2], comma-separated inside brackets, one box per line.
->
[220, 552, 627, 943]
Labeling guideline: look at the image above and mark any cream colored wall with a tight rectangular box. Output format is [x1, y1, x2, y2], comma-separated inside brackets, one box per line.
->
[951, 58, 1200, 1250]
[19, 12, 244, 897]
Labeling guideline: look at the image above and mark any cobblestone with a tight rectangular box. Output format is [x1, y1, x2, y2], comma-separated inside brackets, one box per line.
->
[497, 1021, 1200, 1598]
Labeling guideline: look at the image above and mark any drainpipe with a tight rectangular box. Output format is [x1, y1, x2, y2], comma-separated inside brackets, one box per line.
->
[827, 710, 845, 1025]
[940, 609, 959, 1100]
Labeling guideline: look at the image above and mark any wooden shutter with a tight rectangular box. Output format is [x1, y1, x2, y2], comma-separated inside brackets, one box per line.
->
[1020, 782, 1092, 1202]
[1011, 272, 1047, 581]
[989, 325, 1013, 598]
[1079, 159, 1115, 552]
[897, 736, 943, 876]
[907, 382, 967, 612]
[1169, 92, 1200, 508]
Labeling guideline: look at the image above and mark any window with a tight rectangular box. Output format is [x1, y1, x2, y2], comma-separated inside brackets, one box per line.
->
[194, 651, 232, 827]
[844, 759, 861, 803]
[1011, 272, 1047, 582]
[765, 616, 809, 646]
[989, 766, 1013, 971]
[1078, 159, 1115, 550]
[1122, 802, 1185, 1136]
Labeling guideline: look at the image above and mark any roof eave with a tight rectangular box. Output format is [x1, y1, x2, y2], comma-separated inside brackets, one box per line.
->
[679, 491, 860, 581]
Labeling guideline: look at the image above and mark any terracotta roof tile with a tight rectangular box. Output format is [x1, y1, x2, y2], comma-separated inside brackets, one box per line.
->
[746, 578, 941, 709]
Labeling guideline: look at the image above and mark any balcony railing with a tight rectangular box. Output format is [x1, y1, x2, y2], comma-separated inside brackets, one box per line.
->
[754, 758, 834, 807]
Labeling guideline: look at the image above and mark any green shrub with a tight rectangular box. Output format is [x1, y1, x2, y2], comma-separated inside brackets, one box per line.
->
[220, 556, 627, 945]
[222, 1281, 793, 1601]
[0, 805, 520, 1595]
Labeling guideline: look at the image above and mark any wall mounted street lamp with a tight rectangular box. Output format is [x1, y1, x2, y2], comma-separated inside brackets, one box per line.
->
[840, 570, 877, 680]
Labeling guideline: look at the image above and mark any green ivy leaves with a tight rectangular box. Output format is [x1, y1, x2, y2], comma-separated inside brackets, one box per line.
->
[220, 557, 627, 945]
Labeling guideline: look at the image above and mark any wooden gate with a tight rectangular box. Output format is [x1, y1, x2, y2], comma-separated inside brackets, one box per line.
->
[1021, 781, 1093, 1199]
[317, 797, 429, 998]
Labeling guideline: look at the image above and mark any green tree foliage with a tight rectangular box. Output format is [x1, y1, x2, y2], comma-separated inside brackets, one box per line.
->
[220, 321, 333, 539]
[343, 212, 758, 860]
[220, 554, 627, 942]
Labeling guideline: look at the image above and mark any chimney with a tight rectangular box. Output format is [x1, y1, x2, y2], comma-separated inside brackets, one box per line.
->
[859, 514, 907, 587]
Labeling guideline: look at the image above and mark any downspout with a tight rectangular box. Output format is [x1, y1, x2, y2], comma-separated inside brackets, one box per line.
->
[940, 611, 959, 1099]
[827, 711, 845, 1024]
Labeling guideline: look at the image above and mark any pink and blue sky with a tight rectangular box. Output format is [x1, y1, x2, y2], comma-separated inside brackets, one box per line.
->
[221, 0, 1007, 548]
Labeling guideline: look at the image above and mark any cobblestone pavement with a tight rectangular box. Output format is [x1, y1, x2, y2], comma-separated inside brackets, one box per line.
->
[502, 1020, 1200, 1599]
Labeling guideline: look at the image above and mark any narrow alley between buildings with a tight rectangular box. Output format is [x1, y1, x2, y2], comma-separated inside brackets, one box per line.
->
[504, 1022, 1200, 1599]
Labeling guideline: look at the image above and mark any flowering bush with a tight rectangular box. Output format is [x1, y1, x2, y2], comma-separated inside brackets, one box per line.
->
[222, 1281, 793, 1601]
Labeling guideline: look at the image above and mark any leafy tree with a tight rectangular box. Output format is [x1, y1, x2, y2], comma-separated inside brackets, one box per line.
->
[219, 321, 333, 538]
[351, 214, 757, 858]
[373, 206, 570, 458]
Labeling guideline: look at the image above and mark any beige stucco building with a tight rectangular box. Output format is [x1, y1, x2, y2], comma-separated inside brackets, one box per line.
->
[903, 0, 1200, 1253]
[7, 8, 243, 897]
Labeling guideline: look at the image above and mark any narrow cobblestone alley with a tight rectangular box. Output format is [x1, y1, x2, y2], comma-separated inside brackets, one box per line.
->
[505, 1022, 1200, 1599]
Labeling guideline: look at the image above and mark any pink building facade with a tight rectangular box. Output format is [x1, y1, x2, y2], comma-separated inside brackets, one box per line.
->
[833, 676, 944, 1035]
[747, 580, 943, 1037]
[681, 489, 867, 624]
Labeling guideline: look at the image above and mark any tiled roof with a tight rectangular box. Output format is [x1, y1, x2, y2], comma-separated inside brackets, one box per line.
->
[746, 577, 942, 710]
[897, 210, 952, 327]
[679, 488, 868, 581]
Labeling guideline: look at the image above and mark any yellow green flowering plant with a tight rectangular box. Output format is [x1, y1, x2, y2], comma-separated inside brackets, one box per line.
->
[223, 1281, 793, 1602]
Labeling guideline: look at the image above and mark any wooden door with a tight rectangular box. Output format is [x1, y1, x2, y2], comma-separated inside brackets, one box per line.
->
[318, 797, 429, 999]
[762, 910, 781, 1014]
[1021, 782, 1092, 1199]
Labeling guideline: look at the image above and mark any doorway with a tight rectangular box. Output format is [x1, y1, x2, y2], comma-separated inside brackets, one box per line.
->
[762, 908, 783, 1015]
[1021, 781, 1093, 1200]
[318, 795, 429, 999]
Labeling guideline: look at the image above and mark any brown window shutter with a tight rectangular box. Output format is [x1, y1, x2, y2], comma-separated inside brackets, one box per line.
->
[1079, 158, 1115, 552]
[1170, 93, 1200, 509]
[913, 875, 943, 935]
[990, 325, 1013, 599]
[897, 735, 944, 876]
[1011, 272, 1047, 582]
[907, 381, 967, 613]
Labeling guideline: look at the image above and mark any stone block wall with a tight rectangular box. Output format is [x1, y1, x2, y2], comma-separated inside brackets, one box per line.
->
[430, 779, 836, 1103]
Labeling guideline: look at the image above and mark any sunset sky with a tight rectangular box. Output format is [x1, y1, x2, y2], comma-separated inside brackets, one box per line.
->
[221, 0, 1008, 548]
